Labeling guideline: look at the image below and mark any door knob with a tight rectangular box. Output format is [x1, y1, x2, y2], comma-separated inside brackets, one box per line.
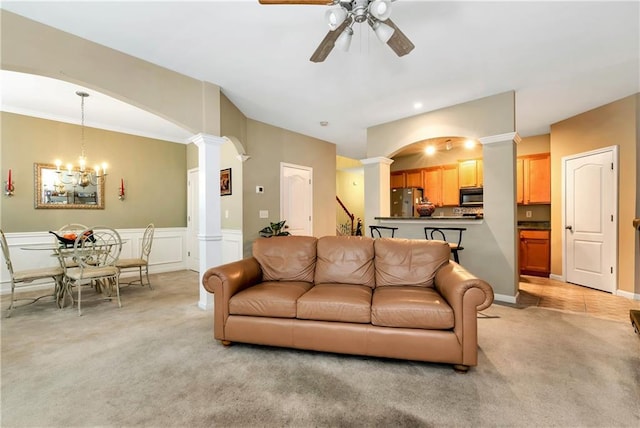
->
[565, 225, 573, 231]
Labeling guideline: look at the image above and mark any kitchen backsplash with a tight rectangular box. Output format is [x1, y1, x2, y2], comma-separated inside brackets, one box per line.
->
[452, 207, 484, 216]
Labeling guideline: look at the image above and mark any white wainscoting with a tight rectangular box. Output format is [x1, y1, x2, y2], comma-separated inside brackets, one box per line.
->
[1, 227, 244, 294]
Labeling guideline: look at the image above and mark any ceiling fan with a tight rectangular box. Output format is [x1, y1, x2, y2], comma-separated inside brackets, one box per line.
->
[258, 0, 415, 63]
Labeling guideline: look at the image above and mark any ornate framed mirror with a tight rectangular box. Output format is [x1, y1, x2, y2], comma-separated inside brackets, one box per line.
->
[34, 163, 105, 209]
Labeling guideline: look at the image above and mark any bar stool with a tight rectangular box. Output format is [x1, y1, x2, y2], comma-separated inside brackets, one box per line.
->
[424, 227, 466, 263]
[369, 226, 398, 238]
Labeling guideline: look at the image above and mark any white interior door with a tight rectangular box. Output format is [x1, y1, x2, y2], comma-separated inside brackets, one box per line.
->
[187, 168, 200, 271]
[281, 163, 313, 236]
[563, 147, 617, 293]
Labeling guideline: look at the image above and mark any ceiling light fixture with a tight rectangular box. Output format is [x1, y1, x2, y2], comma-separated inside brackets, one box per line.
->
[324, 0, 395, 52]
[425, 145, 436, 156]
[464, 139, 476, 149]
[54, 91, 108, 188]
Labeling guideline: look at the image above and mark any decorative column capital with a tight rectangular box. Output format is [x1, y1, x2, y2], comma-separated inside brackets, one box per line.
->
[359, 156, 394, 166]
[189, 133, 226, 147]
[479, 132, 521, 145]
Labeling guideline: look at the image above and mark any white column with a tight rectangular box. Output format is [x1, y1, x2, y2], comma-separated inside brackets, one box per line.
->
[360, 157, 394, 229]
[189, 133, 225, 310]
[479, 132, 521, 301]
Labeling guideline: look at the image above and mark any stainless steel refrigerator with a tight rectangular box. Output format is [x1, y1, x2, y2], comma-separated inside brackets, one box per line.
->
[390, 188, 424, 217]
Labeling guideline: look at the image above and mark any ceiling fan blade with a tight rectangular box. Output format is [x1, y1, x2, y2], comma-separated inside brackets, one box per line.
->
[384, 18, 415, 57]
[258, 0, 333, 5]
[309, 19, 350, 63]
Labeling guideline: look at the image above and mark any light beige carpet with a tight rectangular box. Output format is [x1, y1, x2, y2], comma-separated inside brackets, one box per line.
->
[1, 270, 639, 427]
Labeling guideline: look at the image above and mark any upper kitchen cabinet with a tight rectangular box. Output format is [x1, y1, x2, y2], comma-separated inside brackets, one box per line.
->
[405, 169, 424, 188]
[458, 159, 483, 188]
[424, 164, 459, 206]
[517, 153, 551, 204]
[390, 169, 424, 189]
[390, 171, 405, 188]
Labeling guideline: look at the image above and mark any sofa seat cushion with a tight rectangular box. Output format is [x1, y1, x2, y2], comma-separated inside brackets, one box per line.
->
[371, 286, 454, 330]
[229, 281, 313, 318]
[315, 236, 375, 288]
[374, 238, 451, 288]
[297, 283, 372, 324]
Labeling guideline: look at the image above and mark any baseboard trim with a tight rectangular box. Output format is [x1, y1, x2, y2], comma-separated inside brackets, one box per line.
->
[494, 293, 517, 304]
[549, 273, 564, 282]
[616, 289, 640, 301]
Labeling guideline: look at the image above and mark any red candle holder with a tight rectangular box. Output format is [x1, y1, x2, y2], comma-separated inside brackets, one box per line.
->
[5, 169, 14, 196]
[118, 178, 125, 200]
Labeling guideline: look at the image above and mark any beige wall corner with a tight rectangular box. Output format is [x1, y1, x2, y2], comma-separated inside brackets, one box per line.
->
[550, 94, 639, 296]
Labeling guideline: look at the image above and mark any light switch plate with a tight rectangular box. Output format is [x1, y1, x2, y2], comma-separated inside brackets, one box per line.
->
[259, 210, 269, 218]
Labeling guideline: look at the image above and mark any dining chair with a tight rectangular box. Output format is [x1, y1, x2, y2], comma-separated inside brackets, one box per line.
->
[424, 227, 466, 263]
[369, 225, 398, 238]
[1, 229, 64, 317]
[53, 223, 88, 268]
[63, 226, 122, 316]
[116, 223, 155, 289]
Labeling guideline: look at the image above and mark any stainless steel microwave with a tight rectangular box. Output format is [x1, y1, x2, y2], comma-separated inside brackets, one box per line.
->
[460, 187, 483, 206]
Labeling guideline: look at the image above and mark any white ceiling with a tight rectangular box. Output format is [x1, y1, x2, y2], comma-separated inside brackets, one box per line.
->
[1, 1, 638, 159]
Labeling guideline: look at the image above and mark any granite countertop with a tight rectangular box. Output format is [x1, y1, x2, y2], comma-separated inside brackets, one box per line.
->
[375, 215, 484, 221]
[518, 221, 551, 230]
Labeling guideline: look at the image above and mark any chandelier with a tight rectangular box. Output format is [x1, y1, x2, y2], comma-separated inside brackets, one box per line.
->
[54, 91, 107, 188]
[326, 0, 396, 51]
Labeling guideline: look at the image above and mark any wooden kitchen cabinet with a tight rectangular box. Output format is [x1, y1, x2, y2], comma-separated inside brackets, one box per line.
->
[423, 165, 459, 207]
[458, 159, 483, 188]
[441, 164, 459, 206]
[517, 153, 550, 204]
[405, 169, 424, 188]
[390, 171, 405, 188]
[423, 167, 442, 206]
[519, 229, 550, 277]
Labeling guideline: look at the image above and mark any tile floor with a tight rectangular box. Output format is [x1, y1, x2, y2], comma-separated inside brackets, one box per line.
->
[517, 275, 640, 324]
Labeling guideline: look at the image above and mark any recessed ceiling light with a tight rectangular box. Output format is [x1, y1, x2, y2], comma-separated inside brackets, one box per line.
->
[424, 145, 436, 155]
[320, 121, 329, 127]
[464, 139, 476, 149]
[413, 102, 423, 109]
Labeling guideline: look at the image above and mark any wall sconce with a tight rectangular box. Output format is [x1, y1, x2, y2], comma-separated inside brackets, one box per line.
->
[118, 178, 125, 200]
[4, 169, 14, 197]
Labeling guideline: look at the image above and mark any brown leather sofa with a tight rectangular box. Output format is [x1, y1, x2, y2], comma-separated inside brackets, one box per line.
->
[202, 235, 494, 371]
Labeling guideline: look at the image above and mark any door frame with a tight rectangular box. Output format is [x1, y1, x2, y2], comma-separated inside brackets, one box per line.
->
[561, 145, 618, 290]
[186, 167, 199, 272]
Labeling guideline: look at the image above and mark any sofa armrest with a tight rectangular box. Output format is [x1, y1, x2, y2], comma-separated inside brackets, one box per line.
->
[434, 261, 494, 367]
[202, 257, 262, 340]
[434, 261, 494, 312]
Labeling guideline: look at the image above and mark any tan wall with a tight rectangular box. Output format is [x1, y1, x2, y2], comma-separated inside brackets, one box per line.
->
[364, 92, 519, 297]
[517, 134, 550, 156]
[243, 119, 336, 256]
[1, 10, 220, 136]
[550, 94, 638, 294]
[390, 145, 484, 171]
[1, 112, 186, 231]
[367, 91, 515, 158]
[219, 93, 248, 230]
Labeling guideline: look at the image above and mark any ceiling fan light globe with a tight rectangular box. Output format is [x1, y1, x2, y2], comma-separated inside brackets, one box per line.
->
[325, 7, 348, 31]
[372, 20, 394, 43]
[335, 27, 353, 52]
[369, 0, 392, 21]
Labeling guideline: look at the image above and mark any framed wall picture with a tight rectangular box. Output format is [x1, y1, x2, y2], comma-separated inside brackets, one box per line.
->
[220, 168, 232, 196]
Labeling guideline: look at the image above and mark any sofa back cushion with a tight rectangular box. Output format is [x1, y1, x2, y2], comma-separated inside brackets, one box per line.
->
[315, 236, 375, 288]
[374, 238, 450, 287]
[253, 236, 317, 282]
